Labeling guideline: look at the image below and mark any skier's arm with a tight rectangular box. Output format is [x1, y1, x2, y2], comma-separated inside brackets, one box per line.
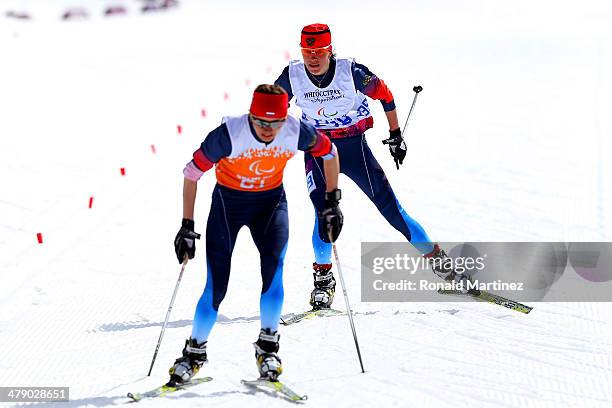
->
[274, 66, 295, 101]
[174, 124, 230, 263]
[176, 179, 200, 264]
[298, 121, 343, 241]
[352, 61, 406, 167]
[384, 108, 400, 132]
[322, 154, 339, 192]
[181, 123, 232, 219]
[183, 179, 197, 220]
[352, 61, 399, 131]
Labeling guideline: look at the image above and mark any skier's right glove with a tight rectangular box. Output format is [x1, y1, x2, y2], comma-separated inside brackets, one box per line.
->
[319, 189, 343, 243]
[382, 128, 407, 170]
[174, 218, 201, 264]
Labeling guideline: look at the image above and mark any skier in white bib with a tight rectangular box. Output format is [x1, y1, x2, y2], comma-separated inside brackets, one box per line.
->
[275, 23, 467, 309]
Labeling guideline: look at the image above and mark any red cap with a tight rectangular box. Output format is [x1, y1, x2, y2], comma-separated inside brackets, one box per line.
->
[300, 23, 332, 49]
[250, 90, 288, 119]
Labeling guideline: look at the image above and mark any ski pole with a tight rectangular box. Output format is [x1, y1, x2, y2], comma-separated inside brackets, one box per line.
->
[401, 85, 423, 136]
[147, 256, 189, 376]
[383, 85, 423, 168]
[328, 229, 365, 373]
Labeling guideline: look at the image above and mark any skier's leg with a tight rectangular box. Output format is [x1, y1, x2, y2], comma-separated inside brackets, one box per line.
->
[304, 152, 332, 264]
[304, 153, 337, 308]
[191, 187, 241, 343]
[249, 190, 288, 380]
[344, 135, 434, 255]
[249, 190, 289, 332]
[171, 187, 242, 384]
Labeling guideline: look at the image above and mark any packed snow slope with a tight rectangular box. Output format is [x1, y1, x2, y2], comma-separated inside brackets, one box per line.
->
[1, 1, 611, 407]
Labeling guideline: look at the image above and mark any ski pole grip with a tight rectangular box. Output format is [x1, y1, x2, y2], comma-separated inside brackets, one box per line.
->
[413, 85, 423, 93]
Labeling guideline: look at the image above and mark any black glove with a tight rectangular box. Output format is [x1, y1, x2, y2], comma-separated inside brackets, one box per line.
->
[174, 218, 201, 264]
[319, 189, 343, 243]
[382, 128, 407, 169]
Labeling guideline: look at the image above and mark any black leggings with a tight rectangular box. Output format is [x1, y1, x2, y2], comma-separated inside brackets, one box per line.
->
[191, 184, 288, 342]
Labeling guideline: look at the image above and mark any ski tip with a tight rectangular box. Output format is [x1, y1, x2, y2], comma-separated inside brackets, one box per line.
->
[241, 378, 308, 402]
[292, 393, 308, 401]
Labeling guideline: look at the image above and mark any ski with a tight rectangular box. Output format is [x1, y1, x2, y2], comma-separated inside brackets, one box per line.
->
[241, 379, 307, 402]
[280, 308, 345, 325]
[438, 289, 533, 314]
[127, 376, 213, 401]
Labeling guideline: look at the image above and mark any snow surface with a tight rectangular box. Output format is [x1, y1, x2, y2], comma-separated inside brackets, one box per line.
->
[1, 0, 611, 407]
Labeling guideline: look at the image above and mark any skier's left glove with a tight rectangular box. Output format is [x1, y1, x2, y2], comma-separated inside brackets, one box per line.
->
[320, 189, 343, 243]
[382, 128, 407, 170]
[174, 218, 201, 264]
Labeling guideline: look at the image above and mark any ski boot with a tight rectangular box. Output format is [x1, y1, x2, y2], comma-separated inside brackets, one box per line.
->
[425, 244, 478, 294]
[254, 328, 282, 382]
[309, 262, 336, 309]
[168, 338, 207, 386]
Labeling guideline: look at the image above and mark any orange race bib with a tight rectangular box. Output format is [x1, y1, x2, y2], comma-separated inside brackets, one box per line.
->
[216, 115, 301, 191]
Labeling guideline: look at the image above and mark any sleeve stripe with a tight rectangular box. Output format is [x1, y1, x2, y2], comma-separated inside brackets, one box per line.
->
[321, 143, 338, 161]
[364, 76, 394, 104]
[193, 149, 214, 172]
[309, 132, 333, 157]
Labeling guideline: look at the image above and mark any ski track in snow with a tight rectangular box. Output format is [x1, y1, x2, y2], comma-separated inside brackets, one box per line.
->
[1, 1, 612, 407]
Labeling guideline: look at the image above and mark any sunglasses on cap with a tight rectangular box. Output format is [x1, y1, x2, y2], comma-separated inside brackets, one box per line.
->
[251, 116, 286, 129]
[300, 46, 332, 57]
